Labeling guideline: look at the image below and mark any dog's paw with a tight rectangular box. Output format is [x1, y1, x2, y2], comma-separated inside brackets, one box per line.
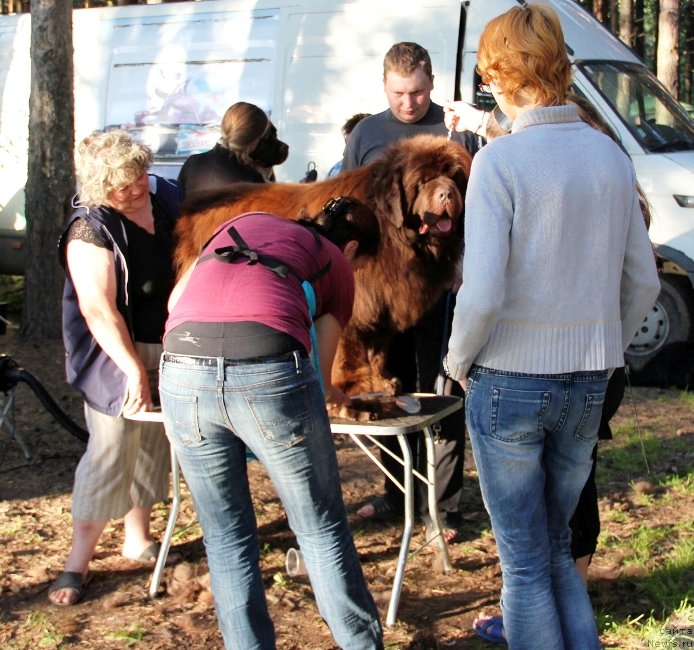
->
[380, 377, 402, 397]
[327, 402, 378, 422]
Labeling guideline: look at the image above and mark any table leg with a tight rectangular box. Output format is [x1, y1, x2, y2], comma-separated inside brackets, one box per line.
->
[1, 388, 32, 462]
[423, 426, 452, 573]
[149, 443, 181, 598]
[385, 434, 415, 627]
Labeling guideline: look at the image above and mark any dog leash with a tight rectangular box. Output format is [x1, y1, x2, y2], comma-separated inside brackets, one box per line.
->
[624, 365, 651, 475]
[435, 291, 453, 397]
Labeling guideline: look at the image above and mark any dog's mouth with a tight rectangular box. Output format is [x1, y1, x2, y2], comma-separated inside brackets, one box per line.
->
[419, 216, 453, 235]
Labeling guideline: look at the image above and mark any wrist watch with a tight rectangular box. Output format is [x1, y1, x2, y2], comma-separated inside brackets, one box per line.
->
[442, 355, 452, 379]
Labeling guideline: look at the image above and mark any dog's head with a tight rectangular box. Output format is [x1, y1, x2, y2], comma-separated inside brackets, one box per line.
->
[371, 134, 470, 244]
[221, 102, 289, 177]
[249, 122, 289, 168]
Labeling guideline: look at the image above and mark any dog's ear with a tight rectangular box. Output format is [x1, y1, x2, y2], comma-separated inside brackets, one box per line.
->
[373, 164, 406, 228]
[452, 167, 468, 199]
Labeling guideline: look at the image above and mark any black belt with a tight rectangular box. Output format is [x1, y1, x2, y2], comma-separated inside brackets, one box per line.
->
[162, 351, 308, 367]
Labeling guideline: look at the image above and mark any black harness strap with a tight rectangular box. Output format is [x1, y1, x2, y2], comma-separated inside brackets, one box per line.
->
[197, 224, 331, 283]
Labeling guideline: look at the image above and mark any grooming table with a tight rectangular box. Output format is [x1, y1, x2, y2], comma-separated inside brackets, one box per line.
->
[330, 393, 462, 625]
[143, 393, 463, 627]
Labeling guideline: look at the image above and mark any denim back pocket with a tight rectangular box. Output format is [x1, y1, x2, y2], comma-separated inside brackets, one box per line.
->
[159, 389, 202, 447]
[490, 386, 551, 442]
[575, 391, 606, 442]
[246, 384, 312, 447]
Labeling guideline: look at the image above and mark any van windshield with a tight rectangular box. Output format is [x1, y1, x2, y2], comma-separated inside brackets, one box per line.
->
[577, 60, 694, 153]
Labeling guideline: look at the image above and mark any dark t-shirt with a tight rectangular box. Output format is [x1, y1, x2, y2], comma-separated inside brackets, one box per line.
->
[341, 101, 480, 170]
[177, 143, 264, 194]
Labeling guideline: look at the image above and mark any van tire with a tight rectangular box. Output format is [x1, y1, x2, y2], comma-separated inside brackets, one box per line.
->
[626, 274, 694, 371]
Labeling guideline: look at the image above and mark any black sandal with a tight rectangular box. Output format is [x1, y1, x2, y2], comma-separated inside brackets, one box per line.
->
[356, 495, 402, 522]
[48, 571, 88, 606]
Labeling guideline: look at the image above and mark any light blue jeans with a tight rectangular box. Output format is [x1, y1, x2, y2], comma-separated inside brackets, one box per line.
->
[159, 352, 382, 650]
[465, 366, 607, 650]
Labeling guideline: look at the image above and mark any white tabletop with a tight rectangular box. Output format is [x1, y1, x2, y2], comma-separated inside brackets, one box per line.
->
[125, 394, 463, 433]
[329, 394, 463, 436]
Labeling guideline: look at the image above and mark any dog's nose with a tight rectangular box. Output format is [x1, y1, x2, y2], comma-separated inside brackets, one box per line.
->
[437, 187, 454, 204]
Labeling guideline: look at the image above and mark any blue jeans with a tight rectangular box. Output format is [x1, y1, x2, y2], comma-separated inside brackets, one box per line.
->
[159, 353, 382, 650]
[466, 366, 607, 650]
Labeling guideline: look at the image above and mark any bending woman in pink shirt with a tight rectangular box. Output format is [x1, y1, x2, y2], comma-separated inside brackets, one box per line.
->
[160, 199, 383, 650]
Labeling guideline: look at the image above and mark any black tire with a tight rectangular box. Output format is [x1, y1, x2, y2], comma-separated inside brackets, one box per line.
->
[626, 274, 694, 371]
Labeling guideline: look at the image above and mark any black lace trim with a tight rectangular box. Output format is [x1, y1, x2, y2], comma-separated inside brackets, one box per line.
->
[66, 218, 110, 250]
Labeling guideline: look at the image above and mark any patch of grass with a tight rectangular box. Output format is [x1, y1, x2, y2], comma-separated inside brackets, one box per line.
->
[677, 391, 694, 408]
[599, 437, 651, 475]
[623, 525, 675, 567]
[172, 519, 202, 542]
[599, 530, 625, 549]
[659, 473, 694, 495]
[600, 601, 694, 648]
[597, 523, 693, 646]
[632, 490, 656, 508]
[0, 515, 23, 539]
[106, 626, 148, 646]
[598, 422, 679, 478]
[635, 530, 694, 610]
[601, 508, 630, 524]
[21, 612, 65, 649]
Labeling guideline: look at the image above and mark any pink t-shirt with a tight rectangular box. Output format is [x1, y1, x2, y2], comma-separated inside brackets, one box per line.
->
[166, 213, 355, 352]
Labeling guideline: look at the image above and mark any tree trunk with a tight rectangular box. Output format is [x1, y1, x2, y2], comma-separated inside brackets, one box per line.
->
[593, 0, 606, 25]
[633, 0, 646, 59]
[657, 0, 680, 98]
[685, 2, 694, 104]
[21, 0, 74, 340]
[619, 0, 633, 48]
[610, 0, 619, 34]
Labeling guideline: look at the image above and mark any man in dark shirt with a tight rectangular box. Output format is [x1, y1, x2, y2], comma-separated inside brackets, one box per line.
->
[341, 42, 477, 542]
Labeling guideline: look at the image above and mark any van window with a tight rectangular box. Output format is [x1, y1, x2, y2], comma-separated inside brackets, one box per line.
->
[577, 60, 694, 153]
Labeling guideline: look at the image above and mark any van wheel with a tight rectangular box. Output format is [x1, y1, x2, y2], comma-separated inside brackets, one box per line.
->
[626, 274, 694, 371]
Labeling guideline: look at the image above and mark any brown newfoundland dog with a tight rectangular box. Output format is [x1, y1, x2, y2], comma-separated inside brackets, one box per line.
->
[174, 134, 471, 405]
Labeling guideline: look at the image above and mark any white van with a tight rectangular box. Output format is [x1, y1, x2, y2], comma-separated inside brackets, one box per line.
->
[1, 0, 693, 366]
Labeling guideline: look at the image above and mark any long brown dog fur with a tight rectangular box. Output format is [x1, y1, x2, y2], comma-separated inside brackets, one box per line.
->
[174, 134, 471, 409]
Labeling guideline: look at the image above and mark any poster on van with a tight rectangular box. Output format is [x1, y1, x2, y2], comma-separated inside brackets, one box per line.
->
[101, 7, 279, 161]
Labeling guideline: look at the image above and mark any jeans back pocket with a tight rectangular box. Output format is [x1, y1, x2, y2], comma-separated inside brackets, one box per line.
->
[490, 386, 551, 442]
[159, 389, 202, 447]
[575, 391, 606, 442]
[245, 384, 313, 447]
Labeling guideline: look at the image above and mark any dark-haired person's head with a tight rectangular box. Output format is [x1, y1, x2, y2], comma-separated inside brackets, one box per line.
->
[300, 196, 380, 270]
[341, 113, 371, 141]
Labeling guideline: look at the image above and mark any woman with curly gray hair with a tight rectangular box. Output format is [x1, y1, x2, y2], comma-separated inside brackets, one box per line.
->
[49, 130, 183, 606]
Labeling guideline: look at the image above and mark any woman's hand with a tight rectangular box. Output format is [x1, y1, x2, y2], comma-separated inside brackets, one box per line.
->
[121, 364, 154, 416]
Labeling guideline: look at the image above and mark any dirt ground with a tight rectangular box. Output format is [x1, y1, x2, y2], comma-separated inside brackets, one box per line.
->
[0, 330, 692, 649]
